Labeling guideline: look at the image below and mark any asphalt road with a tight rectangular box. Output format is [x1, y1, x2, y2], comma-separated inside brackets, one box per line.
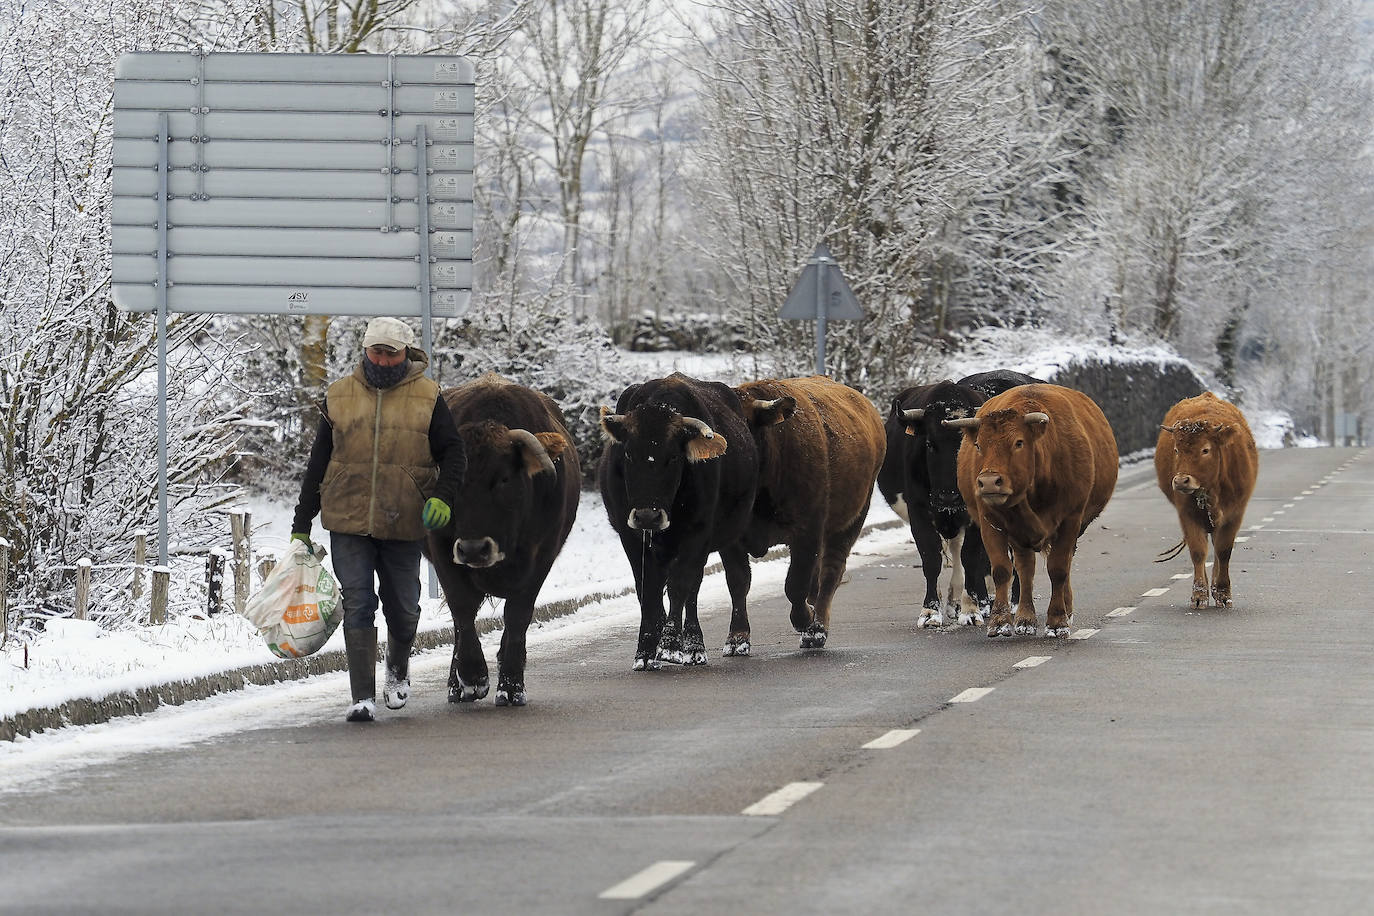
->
[1, 447, 1371, 915]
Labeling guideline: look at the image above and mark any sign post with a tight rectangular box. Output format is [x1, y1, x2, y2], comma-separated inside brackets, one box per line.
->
[778, 242, 864, 376]
[113, 52, 474, 566]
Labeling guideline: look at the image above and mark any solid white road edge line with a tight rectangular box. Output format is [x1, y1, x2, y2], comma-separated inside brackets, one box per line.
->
[599, 861, 696, 900]
[863, 729, 920, 749]
[1014, 656, 1051, 668]
[950, 687, 994, 703]
[742, 782, 824, 816]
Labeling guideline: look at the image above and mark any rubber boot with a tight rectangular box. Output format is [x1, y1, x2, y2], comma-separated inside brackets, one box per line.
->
[343, 626, 377, 723]
[384, 631, 414, 710]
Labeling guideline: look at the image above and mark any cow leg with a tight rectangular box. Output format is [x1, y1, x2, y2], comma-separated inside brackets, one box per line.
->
[911, 520, 946, 628]
[496, 593, 536, 706]
[680, 592, 708, 666]
[1043, 525, 1078, 637]
[785, 534, 822, 636]
[431, 565, 489, 703]
[1210, 516, 1243, 608]
[958, 524, 989, 626]
[629, 534, 668, 671]
[720, 543, 753, 657]
[982, 526, 1016, 637]
[661, 549, 709, 666]
[1179, 515, 1211, 610]
[805, 512, 867, 649]
[1011, 545, 1039, 636]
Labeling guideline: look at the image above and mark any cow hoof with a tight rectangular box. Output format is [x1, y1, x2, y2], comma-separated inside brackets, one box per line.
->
[987, 623, 1014, 638]
[722, 639, 751, 657]
[685, 650, 708, 666]
[799, 627, 828, 649]
[448, 675, 489, 703]
[917, 612, 944, 628]
[657, 647, 685, 665]
[958, 611, 985, 626]
[633, 656, 662, 671]
[494, 687, 527, 707]
[1045, 626, 1071, 638]
[1014, 621, 1037, 636]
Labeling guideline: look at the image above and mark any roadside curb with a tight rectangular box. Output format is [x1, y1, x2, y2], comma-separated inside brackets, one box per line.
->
[1, 519, 906, 742]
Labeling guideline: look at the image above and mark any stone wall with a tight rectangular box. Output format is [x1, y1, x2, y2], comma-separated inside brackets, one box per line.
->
[1044, 357, 1209, 457]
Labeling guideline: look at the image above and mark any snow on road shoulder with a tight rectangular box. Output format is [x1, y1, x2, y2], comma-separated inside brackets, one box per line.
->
[0, 509, 913, 791]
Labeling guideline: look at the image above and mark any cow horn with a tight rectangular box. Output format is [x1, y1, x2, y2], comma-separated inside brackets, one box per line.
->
[942, 417, 981, 429]
[902, 408, 925, 422]
[680, 416, 716, 439]
[509, 429, 555, 476]
[1024, 412, 1049, 425]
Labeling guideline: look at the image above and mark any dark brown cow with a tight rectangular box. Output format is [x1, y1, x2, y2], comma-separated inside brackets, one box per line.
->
[950, 383, 1117, 637]
[1154, 392, 1258, 609]
[426, 373, 579, 706]
[733, 376, 887, 651]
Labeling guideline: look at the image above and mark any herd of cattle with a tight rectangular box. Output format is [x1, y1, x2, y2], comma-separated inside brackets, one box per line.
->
[422, 371, 1258, 706]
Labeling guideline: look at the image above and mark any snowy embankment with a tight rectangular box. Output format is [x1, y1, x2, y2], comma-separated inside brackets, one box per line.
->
[0, 489, 909, 726]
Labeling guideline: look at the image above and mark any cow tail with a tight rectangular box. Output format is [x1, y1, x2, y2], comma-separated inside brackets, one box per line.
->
[1154, 540, 1186, 563]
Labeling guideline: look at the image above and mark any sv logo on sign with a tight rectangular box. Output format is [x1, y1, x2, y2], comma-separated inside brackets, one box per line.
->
[287, 291, 309, 311]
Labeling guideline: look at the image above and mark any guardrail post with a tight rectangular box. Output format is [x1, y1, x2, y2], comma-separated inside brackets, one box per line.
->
[150, 566, 170, 625]
[75, 558, 93, 620]
[230, 510, 250, 615]
[206, 548, 225, 616]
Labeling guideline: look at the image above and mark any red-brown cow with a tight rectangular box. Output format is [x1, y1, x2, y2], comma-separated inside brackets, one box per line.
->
[1154, 392, 1258, 609]
[733, 376, 887, 651]
[950, 384, 1117, 638]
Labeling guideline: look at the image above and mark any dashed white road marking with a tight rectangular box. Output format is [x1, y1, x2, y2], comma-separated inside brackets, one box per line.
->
[599, 861, 696, 899]
[1142, 587, 1169, 597]
[1273, 510, 1285, 515]
[863, 729, 920, 749]
[1301, 490, 1314, 495]
[1170, 573, 1191, 580]
[742, 782, 824, 816]
[1235, 536, 1251, 543]
[1107, 606, 1136, 617]
[1294, 496, 1305, 500]
[950, 687, 994, 704]
[1261, 517, 1275, 523]
[1068, 628, 1100, 640]
[1283, 503, 1295, 508]
[1014, 656, 1051, 669]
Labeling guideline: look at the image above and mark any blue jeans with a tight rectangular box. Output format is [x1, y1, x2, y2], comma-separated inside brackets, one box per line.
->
[329, 533, 422, 641]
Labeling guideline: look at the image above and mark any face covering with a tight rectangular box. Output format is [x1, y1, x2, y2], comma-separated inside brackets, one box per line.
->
[362, 355, 409, 389]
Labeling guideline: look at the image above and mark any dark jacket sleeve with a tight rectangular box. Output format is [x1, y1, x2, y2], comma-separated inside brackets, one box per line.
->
[429, 395, 465, 505]
[292, 410, 334, 535]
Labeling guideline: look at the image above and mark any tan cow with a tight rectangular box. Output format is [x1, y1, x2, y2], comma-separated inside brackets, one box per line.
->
[949, 384, 1118, 638]
[1154, 392, 1258, 609]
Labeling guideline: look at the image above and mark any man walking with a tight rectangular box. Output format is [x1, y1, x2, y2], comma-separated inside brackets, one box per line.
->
[292, 317, 465, 722]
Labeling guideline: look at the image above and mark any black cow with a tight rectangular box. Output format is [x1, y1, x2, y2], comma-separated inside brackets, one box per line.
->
[599, 373, 757, 670]
[426, 373, 579, 706]
[876, 370, 1041, 627]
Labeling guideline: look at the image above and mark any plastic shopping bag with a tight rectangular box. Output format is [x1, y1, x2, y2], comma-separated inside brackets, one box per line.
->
[242, 539, 341, 658]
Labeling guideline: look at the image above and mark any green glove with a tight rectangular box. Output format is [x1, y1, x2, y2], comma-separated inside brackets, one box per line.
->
[422, 497, 451, 530]
[290, 532, 312, 549]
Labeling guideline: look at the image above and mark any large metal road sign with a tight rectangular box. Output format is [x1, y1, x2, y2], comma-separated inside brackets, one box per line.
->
[112, 52, 474, 318]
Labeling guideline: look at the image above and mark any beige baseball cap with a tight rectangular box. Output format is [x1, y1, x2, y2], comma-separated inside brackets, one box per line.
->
[362, 316, 416, 352]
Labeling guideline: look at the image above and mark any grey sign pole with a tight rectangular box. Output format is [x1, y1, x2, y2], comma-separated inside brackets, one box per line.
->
[417, 123, 433, 361]
[156, 112, 171, 567]
[779, 242, 865, 377]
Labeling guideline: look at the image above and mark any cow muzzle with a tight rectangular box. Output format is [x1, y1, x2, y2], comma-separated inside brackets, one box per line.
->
[628, 507, 669, 532]
[930, 489, 964, 514]
[976, 472, 1013, 506]
[452, 537, 505, 568]
[1172, 474, 1198, 494]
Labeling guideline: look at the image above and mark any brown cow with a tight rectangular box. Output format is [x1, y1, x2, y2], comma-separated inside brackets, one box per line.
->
[1154, 392, 1258, 609]
[733, 376, 887, 651]
[950, 384, 1117, 638]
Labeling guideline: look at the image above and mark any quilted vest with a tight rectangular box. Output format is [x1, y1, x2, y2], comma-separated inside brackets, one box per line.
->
[319, 356, 440, 541]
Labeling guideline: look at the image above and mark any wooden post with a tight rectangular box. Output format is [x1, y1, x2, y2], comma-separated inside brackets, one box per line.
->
[256, 555, 276, 584]
[150, 566, 170, 625]
[230, 510, 250, 615]
[206, 549, 225, 616]
[0, 536, 10, 647]
[75, 558, 93, 621]
[132, 529, 148, 600]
